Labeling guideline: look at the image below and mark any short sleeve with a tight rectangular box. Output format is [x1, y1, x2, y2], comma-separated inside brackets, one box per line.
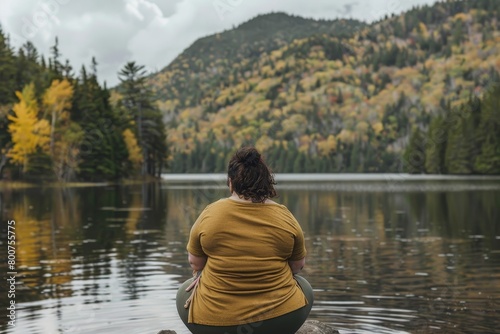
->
[288, 213, 307, 261]
[186, 209, 207, 257]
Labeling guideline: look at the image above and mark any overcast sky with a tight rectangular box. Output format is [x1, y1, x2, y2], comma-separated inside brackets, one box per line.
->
[1, 0, 438, 87]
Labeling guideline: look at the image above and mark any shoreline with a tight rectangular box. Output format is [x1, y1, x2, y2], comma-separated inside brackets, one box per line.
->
[2, 173, 500, 188]
[160, 173, 500, 182]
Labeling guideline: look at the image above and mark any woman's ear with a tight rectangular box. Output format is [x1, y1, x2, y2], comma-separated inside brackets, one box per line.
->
[228, 179, 233, 193]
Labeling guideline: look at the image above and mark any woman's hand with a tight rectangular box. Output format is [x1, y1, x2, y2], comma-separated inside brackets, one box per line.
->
[188, 252, 207, 271]
[288, 258, 305, 274]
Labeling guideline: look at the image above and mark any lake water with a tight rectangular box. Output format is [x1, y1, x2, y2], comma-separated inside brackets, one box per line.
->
[1, 174, 499, 334]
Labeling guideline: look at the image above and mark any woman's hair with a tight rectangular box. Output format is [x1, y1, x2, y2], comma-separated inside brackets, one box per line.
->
[227, 146, 277, 203]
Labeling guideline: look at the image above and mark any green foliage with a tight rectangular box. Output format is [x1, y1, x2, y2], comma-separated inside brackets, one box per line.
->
[0, 27, 16, 104]
[0, 29, 159, 181]
[422, 85, 500, 175]
[72, 70, 129, 181]
[404, 127, 426, 174]
[118, 62, 168, 177]
[444, 108, 474, 174]
[474, 82, 500, 173]
[425, 116, 447, 174]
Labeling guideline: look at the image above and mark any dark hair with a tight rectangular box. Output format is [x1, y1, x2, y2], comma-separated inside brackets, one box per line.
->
[227, 147, 277, 203]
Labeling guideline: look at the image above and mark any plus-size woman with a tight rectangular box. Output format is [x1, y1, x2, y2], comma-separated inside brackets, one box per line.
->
[176, 146, 313, 334]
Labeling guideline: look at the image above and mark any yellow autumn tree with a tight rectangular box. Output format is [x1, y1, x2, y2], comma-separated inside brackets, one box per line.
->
[43, 79, 83, 180]
[8, 83, 50, 172]
[318, 134, 337, 157]
[123, 129, 143, 171]
[43, 79, 74, 155]
[53, 122, 84, 181]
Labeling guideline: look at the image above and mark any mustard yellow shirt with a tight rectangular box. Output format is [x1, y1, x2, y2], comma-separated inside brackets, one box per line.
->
[186, 198, 308, 326]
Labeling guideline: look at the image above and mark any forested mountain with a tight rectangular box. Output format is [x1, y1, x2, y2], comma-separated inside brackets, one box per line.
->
[149, 13, 365, 105]
[143, 0, 500, 174]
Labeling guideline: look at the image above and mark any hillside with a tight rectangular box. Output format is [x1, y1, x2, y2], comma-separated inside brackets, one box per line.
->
[149, 13, 365, 106]
[144, 0, 500, 173]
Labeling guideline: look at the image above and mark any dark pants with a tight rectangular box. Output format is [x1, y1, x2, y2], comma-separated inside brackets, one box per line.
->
[176, 275, 314, 334]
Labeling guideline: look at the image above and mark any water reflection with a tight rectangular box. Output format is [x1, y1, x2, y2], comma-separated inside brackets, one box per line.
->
[0, 178, 499, 334]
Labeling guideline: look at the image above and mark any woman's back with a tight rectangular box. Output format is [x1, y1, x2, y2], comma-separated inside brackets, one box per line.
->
[186, 198, 308, 326]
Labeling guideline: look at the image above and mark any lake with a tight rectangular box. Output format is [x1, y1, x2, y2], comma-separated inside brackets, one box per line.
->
[1, 174, 499, 334]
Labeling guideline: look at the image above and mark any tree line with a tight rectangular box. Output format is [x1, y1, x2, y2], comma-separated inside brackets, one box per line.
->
[404, 76, 500, 175]
[0, 30, 167, 181]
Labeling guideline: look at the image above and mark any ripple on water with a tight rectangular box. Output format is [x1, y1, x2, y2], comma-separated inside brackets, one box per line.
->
[12, 271, 188, 334]
[3, 182, 499, 334]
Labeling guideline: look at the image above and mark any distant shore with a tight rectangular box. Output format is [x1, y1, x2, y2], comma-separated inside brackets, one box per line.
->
[2, 173, 500, 191]
[161, 173, 500, 182]
[159, 173, 500, 192]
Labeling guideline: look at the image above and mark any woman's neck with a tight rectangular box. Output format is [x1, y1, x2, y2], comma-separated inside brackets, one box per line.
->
[229, 192, 276, 204]
[229, 192, 252, 202]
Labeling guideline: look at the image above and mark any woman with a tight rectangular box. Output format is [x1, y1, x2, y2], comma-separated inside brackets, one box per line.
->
[176, 146, 313, 334]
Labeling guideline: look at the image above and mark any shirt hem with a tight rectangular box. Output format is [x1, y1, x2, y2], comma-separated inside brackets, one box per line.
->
[188, 302, 307, 326]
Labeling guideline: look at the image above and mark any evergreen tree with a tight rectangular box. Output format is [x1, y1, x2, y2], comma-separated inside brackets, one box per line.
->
[62, 59, 73, 79]
[293, 151, 306, 173]
[445, 95, 481, 175]
[118, 62, 167, 177]
[404, 127, 426, 174]
[337, 88, 344, 105]
[451, 18, 466, 46]
[474, 82, 500, 173]
[50, 37, 62, 76]
[349, 141, 361, 172]
[444, 108, 474, 174]
[0, 27, 16, 104]
[425, 116, 446, 174]
[15, 42, 43, 94]
[73, 64, 129, 180]
[0, 106, 10, 178]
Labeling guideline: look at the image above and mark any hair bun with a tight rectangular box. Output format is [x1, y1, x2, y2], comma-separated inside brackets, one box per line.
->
[240, 148, 261, 167]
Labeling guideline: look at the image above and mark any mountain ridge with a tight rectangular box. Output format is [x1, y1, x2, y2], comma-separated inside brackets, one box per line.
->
[132, 1, 500, 174]
[162, 12, 365, 73]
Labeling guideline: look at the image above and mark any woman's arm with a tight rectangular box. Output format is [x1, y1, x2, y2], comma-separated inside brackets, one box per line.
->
[188, 252, 207, 271]
[288, 257, 305, 274]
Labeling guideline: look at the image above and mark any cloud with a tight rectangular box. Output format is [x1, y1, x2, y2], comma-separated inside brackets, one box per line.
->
[0, 0, 439, 87]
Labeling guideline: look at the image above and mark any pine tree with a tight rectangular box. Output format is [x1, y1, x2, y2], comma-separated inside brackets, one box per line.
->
[50, 37, 62, 76]
[349, 141, 361, 172]
[404, 127, 426, 174]
[118, 61, 167, 177]
[15, 42, 43, 93]
[0, 27, 16, 104]
[474, 82, 500, 173]
[425, 116, 446, 174]
[444, 108, 474, 174]
[293, 151, 306, 173]
[73, 64, 129, 180]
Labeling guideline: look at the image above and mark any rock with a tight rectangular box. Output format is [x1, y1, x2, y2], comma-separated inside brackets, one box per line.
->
[156, 320, 339, 334]
[296, 320, 340, 334]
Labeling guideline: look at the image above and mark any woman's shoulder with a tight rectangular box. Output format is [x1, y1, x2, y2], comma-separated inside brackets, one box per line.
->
[204, 198, 233, 211]
[205, 197, 289, 212]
